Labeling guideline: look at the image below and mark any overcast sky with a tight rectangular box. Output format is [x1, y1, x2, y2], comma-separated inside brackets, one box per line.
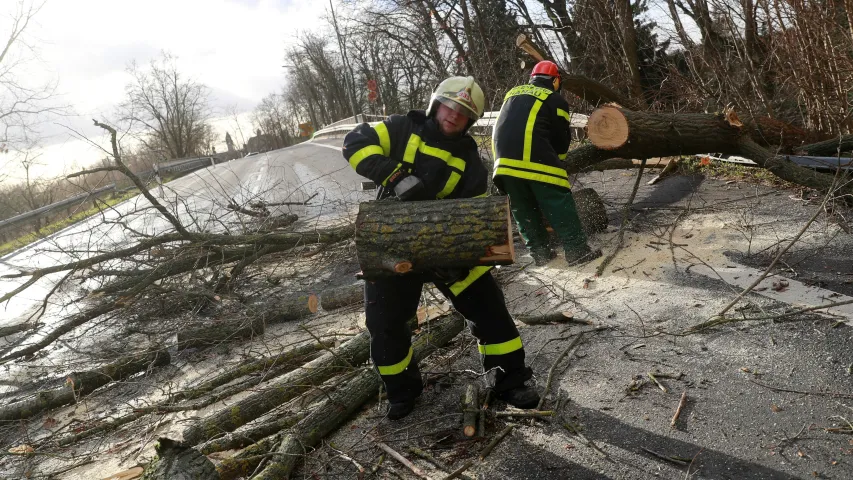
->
[4, 0, 327, 181]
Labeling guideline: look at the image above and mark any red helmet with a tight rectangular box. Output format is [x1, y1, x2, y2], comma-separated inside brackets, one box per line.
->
[531, 60, 560, 79]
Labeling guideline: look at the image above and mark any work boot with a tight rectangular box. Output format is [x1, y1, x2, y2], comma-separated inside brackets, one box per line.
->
[493, 366, 540, 409]
[496, 385, 541, 409]
[565, 245, 603, 267]
[387, 397, 418, 420]
[528, 246, 556, 266]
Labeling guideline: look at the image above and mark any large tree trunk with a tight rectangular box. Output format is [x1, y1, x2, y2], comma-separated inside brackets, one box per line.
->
[253, 313, 466, 479]
[0, 350, 169, 421]
[584, 106, 851, 195]
[355, 197, 514, 278]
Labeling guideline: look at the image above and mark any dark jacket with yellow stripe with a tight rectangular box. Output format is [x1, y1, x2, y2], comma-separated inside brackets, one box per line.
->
[342, 110, 487, 201]
[342, 110, 491, 296]
[492, 76, 572, 190]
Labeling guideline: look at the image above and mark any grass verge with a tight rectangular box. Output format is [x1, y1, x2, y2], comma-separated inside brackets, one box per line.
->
[0, 190, 139, 257]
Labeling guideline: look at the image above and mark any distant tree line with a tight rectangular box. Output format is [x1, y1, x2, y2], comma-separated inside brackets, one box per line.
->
[255, 0, 853, 139]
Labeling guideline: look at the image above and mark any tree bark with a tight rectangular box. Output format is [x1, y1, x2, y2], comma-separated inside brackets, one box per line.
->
[797, 134, 853, 157]
[319, 283, 364, 311]
[215, 435, 280, 480]
[515, 311, 591, 326]
[252, 313, 466, 479]
[0, 350, 169, 421]
[0, 321, 35, 338]
[172, 341, 332, 404]
[249, 292, 319, 324]
[355, 197, 514, 279]
[181, 330, 371, 445]
[177, 318, 265, 350]
[199, 412, 306, 455]
[141, 438, 218, 480]
[584, 106, 852, 195]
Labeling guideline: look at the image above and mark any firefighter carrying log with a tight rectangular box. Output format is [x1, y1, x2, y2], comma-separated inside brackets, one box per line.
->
[493, 60, 602, 266]
[342, 76, 540, 420]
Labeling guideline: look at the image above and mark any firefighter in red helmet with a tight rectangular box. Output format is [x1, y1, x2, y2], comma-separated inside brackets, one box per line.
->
[492, 60, 601, 266]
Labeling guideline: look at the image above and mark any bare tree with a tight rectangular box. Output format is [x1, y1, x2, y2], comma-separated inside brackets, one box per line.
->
[119, 52, 214, 161]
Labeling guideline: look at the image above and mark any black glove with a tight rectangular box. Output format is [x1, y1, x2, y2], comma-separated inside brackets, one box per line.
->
[387, 171, 425, 201]
[431, 267, 469, 284]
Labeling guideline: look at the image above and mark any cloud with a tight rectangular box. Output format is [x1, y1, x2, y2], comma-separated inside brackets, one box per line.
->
[2, 0, 328, 180]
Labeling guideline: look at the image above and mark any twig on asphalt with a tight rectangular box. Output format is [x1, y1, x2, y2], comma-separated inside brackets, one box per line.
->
[596, 158, 647, 276]
[687, 299, 853, 332]
[749, 379, 853, 399]
[671, 391, 688, 428]
[640, 447, 691, 465]
[479, 425, 513, 460]
[561, 422, 607, 456]
[648, 372, 669, 393]
[494, 410, 553, 419]
[537, 332, 585, 410]
[443, 460, 475, 480]
[377, 442, 429, 479]
[715, 183, 835, 317]
[408, 447, 474, 480]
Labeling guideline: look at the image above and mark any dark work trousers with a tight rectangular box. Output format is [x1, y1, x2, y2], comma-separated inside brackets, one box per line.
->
[365, 270, 528, 404]
[500, 176, 589, 257]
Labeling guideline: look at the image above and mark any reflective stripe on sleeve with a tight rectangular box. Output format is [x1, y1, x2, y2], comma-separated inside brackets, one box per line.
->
[348, 145, 384, 170]
[437, 171, 462, 199]
[403, 134, 421, 164]
[523, 100, 544, 162]
[376, 347, 413, 375]
[556, 108, 571, 122]
[449, 265, 493, 296]
[478, 336, 523, 355]
[374, 122, 391, 156]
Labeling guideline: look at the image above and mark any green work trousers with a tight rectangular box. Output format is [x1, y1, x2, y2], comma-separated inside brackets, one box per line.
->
[500, 177, 588, 256]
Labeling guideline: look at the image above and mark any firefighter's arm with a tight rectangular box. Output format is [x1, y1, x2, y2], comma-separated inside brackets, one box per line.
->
[342, 120, 401, 186]
[455, 150, 489, 199]
[551, 98, 572, 161]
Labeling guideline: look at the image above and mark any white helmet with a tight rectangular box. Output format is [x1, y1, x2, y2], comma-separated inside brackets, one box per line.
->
[426, 76, 485, 122]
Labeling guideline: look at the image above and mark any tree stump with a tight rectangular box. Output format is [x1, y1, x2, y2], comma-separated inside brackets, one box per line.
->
[355, 197, 514, 279]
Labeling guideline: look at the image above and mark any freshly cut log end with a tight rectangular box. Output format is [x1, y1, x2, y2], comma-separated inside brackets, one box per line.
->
[587, 107, 629, 150]
[394, 261, 413, 273]
[307, 294, 319, 313]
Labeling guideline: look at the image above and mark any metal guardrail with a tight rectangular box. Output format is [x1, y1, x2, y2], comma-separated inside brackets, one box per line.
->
[699, 154, 853, 171]
[0, 183, 116, 231]
[312, 112, 589, 141]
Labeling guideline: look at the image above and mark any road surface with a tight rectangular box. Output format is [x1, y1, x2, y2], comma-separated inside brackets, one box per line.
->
[0, 137, 366, 329]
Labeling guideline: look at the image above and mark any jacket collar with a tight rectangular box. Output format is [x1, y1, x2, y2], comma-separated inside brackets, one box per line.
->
[529, 76, 556, 91]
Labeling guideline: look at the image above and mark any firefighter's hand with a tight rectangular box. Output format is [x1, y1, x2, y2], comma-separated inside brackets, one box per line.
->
[431, 267, 468, 284]
[389, 173, 425, 201]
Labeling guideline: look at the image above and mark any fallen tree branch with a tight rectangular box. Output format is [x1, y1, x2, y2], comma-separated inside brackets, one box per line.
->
[671, 391, 688, 428]
[595, 159, 647, 276]
[251, 313, 466, 479]
[0, 350, 169, 421]
[537, 332, 585, 410]
[377, 443, 428, 479]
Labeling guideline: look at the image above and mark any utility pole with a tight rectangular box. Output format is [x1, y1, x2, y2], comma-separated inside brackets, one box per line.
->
[329, 0, 360, 123]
